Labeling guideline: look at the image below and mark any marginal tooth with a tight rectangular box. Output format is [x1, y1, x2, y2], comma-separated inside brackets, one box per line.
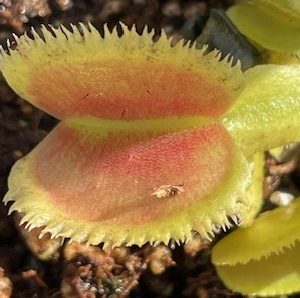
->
[84, 21, 92, 32]
[212, 224, 222, 234]
[138, 24, 147, 36]
[131, 23, 138, 34]
[125, 240, 133, 247]
[177, 38, 186, 48]
[60, 25, 72, 39]
[102, 240, 112, 251]
[207, 229, 215, 239]
[50, 232, 57, 240]
[216, 51, 223, 61]
[19, 215, 30, 226]
[39, 228, 47, 239]
[153, 241, 161, 247]
[40, 24, 50, 42]
[87, 22, 99, 35]
[148, 25, 155, 36]
[27, 223, 36, 232]
[236, 213, 243, 223]
[6, 40, 11, 54]
[200, 229, 211, 241]
[23, 31, 33, 45]
[3, 195, 13, 205]
[221, 224, 227, 232]
[223, 53, 231, 64]
[0, 45, 5, 57]
[111, 243, 118, 249]
[228, 55, 235, 66]
[24, 221, 31, 230]
[8, 204, 18, 215]
[175, 238, 181, 246]
[230, 214, 239, 226]
[118, 22, 127, 35]
[226, 221, 233, 229]
[69, 23, 77, 33]
[79, 22, 92, 39]
[70, 24, 83, 41]
[31, 27, 42, 42]
[73, 22, 82, 34]
[201, 44, 209, 53]
[111, 24, 119, 38]
[160, 29, 169, 42]
[103, 23, 111, 38]
[187, 40, 194, 49]
[142, 24, 149, 35]
[48, 24, 58, 37]
[235, 59, 241, 69]
[12, 33, 19, 44]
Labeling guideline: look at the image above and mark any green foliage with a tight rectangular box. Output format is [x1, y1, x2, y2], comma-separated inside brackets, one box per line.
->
[227, 0, 300, 53]
[212, 199, 300, 296]
[207, 1, 300, 296]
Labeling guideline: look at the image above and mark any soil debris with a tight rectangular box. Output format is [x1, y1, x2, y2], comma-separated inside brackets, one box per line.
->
[0, 267, 12, 298]
[62, 242, 146, 297]
[146, 245, 175, 275]
[15, 215, 62, 261]
[151, 184, 185, 199]
[184, 236, 210, 257]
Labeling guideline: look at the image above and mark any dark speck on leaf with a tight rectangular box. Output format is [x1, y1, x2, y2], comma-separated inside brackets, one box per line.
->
[79, 92, 89, 101]
[121, 108, 126, 119]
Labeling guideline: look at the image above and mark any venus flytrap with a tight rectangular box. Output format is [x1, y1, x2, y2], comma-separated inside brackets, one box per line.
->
[1, 23, 252, 248]
[212, 198, 300, 296]
[1, 23, 300, 252]
[227, 0, 300, 53]
[227, 0, 300, 65]
[213, 2, 300, 293]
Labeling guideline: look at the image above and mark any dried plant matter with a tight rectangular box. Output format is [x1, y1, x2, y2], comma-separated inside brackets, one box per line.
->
[0, 0, 51, 32]
[15, 215, 61, 261]
[0, 0, 74, 32]
[184, 236, 210, 257]
[146, 245, 175, 275]
[62, 243, 145, 297]
[151, 184, 185, 199]
[0, 268, 12, 298]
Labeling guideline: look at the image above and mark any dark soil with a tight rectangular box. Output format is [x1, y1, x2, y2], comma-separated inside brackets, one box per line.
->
[0, 1, 296, 297]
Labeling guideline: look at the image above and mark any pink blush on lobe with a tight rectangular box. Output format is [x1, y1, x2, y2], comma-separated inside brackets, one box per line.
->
[33, 122, 234, 225]
[27, 60, 233, 120]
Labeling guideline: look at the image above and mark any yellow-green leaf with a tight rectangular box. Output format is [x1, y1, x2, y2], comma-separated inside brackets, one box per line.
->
[222, 64, 300, 156]
[227, 0, 300, 53]
[215, 242, 300, 296]
[212, 199, 300, 266]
